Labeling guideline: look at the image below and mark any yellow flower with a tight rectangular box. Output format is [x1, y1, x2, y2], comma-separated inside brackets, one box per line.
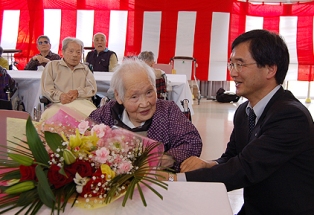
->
[100, 164, 116, 180]
[68, 129, 83, 149]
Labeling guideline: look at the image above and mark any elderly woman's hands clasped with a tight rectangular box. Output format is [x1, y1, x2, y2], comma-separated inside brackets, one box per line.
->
[180, 156, 218, 173]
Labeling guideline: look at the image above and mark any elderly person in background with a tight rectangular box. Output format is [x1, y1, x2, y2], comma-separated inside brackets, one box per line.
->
[138, 51, 163, 79]
[138, 51, 169, 100]
[40, 37, 97, 120]
[24, 35, 61, 71]
[85, 32, 118, 72]
[0, 46, 9, 70]
[88, 59, 202, 172]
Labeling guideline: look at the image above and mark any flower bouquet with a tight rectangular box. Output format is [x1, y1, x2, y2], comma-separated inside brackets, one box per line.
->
[0, 112, 167, 214]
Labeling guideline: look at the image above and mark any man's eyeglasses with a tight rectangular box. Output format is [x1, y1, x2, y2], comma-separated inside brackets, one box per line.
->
[38, 41, 49, 45]
[227, 62, 257, 73]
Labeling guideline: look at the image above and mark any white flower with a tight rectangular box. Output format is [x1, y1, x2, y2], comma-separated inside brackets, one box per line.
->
[73, 173, 90, 193]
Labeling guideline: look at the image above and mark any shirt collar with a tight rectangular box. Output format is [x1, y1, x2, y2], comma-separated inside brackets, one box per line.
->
[94, 47, 108, 53]
[246, 85, 281, 122]
[121, 109, 145, 128]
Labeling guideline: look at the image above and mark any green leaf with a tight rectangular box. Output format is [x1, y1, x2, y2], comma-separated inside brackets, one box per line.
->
[0, 169, 21, 181]
[25, 117, 49, 165]
[35, 165, 56, 209]
[17, 189, 38, 206]
[44, 131, 63, 154]
[136, 183, 147, 206]
[8, 153, 33, 166]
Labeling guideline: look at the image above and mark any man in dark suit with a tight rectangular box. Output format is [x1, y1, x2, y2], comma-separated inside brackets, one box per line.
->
[160, 29, 314, 214]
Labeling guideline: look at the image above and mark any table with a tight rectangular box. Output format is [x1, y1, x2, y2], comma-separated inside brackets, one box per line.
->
[7, 71, 194, 118]
[1, 182, 233, 215]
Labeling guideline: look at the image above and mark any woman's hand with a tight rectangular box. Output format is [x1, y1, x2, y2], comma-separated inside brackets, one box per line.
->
[180, 156, 217, 173]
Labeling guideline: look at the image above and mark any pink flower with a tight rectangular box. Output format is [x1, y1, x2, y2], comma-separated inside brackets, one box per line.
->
[117, 160, 133, 174]
[91, 124, 109, 138]
[94, 147, 110, 163]
[78, 121, 89, 134]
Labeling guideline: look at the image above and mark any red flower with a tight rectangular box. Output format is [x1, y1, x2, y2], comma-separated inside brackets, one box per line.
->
[47, 164, 73, 189]
[65, 160, 94, 178]
[81, 176, 107, 197]
[19, 165, 36, 181]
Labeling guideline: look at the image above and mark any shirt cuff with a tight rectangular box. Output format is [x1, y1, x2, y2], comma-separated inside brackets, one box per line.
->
[177, 173, 187, 181]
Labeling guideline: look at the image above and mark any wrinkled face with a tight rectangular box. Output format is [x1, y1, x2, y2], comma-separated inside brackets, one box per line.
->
[93, 34, 106, 53]
[37, 37, 51, 53]
[229, 41, 271, 105]
[62, 42, 82, 68]
[116, 70, 157, 127]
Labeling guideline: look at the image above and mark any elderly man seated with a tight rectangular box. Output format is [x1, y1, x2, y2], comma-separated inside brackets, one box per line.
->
[88, 59, 202, 172]
[40, 37, 97, 120]
[85, 32, 118, 72]
[24, 35, 61, 70]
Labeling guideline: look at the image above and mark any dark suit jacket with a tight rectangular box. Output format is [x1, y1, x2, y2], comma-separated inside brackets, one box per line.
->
[186, 87, 314, 215]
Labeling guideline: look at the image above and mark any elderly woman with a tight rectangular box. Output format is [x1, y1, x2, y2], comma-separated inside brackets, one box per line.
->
[40, 37, 97, 120]
[88, 59, 202, 172]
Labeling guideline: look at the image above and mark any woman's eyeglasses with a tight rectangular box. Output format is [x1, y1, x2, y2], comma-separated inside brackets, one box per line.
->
[38, 41, 49, 45]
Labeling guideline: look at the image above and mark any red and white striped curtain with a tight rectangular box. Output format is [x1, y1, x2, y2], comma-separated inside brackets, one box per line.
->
[0, 0, 314, 81]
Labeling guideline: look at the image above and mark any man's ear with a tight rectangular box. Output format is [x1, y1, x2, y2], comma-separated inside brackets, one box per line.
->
[266, 64, 277, 79]
[115, 91, 123, 104]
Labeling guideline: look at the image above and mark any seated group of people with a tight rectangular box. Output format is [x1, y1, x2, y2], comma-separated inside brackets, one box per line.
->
[16, 30, 314, 214]
[35, 33, 201, 173]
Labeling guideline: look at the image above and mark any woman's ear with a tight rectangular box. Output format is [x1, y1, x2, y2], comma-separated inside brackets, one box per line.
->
[115, 91, 123, 104]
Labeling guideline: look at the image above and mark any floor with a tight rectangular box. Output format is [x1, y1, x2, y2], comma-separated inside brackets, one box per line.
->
[190, 97, 314, 214]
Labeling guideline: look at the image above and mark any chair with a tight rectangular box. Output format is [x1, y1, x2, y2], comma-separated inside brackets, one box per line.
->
[170, 56, 201, 105]
[153, 63, 172, 74]
[156, 74, 168, 100]
[0, 110, 29, 159]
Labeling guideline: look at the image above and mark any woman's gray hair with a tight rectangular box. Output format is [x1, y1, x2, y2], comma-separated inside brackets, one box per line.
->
[110, 59, 156, 101]
[138, 51, 155, 65]
[62, 37, 84, 52]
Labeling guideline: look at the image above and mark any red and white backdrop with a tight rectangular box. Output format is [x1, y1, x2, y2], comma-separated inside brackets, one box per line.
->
[1, 0, 314, 81]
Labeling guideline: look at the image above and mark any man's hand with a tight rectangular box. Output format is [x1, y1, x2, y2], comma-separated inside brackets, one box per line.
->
[33, 55, 50, 64]
[180, 156, 217, 173]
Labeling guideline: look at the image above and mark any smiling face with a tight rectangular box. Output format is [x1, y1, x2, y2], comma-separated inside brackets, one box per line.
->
[229, 41, 277, 106]
[93, 34, 106, 53]
[62, 42, 82, 69]
[115, 69, 157, 127]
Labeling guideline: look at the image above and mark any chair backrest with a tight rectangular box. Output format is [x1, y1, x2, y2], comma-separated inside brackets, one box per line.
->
[0, 110, 29, 158]
[170, 56, 197, 80]
[156, 75, 167, 100]
[153, 63, 172, 74]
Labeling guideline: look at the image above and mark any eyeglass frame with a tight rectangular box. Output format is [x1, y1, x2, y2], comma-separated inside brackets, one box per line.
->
[227, 62, 257, 73]
[38, 41, 49, 45]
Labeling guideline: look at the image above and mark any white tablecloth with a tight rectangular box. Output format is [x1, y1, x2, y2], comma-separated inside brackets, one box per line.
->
[2, 182, 233, 215]
[7, 70, 194, 118]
